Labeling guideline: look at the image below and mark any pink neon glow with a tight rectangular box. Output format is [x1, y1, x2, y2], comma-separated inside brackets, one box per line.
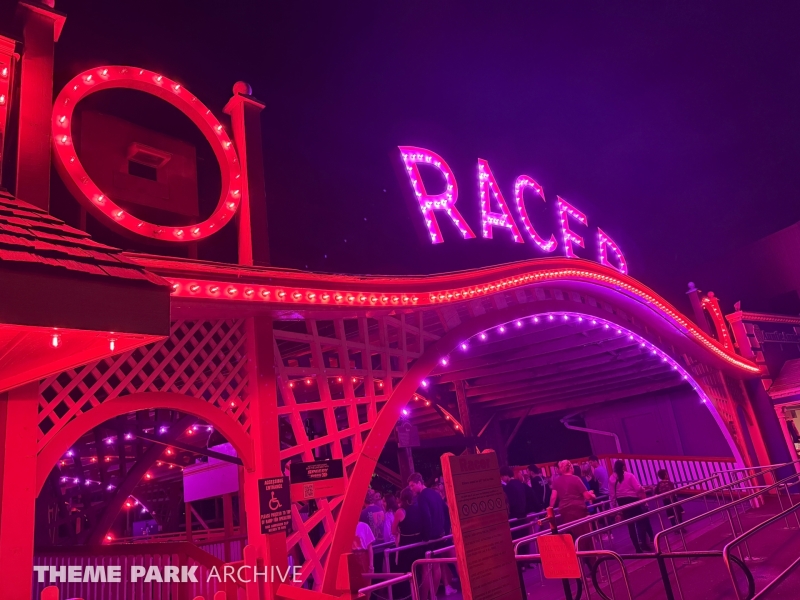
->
[51, 66, 241, 242]
[398, 146, 476, 243]
[597, 227, 628, 275]
[513, 175, 557, 252]
[477, 159, 522, 242]
[557, 196, 587, 258]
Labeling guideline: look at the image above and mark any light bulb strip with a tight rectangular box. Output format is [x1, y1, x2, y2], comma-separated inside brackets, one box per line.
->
[164, 267, 758, 372]
[51, 66, 241, 242]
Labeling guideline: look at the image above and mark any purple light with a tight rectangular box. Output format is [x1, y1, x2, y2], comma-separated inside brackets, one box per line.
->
[563, 315, 568, 321]
[107, 484, 115, 491]
[73, 478, 80, 484]
[515, 320, 522, 328]
[499, 326, 506, 333]
[441, 358, 448, 366]
[577, 317, 583, 322]
[401, 408, 409, 416]
[105, 438, 113, 445]
[159, 426, 168, 434]
[60, 477, 66, 483]
[616, 329, 622, 334]
[548, 315, 554, 321]
[124, 433, 133, 440]
[66, 450, 74, 457]
[192, 425, 198, 431]
[480, 333, 487, 340]
[604, 324, 609, 329]
[591, 320, 597, 324]
[421, 380, 429, 388]
[461, 343, 468, 351]
[533, 317, 539, 323]
[207, 426, 213, 432]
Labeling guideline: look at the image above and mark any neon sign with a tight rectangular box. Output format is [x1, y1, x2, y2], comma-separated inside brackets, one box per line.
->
[398, 146, 628, 274]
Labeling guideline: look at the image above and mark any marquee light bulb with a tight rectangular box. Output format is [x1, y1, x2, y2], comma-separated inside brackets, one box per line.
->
[557, 196, 587, 258]
[478, 159, 523, 243]
[398, 146, 476, 243]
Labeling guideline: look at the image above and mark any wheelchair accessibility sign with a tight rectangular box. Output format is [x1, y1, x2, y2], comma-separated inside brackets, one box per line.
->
[259, 476, 292, 535]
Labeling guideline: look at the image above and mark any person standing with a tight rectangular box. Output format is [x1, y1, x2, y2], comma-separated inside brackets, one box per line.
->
[528, 464, 551, 513]
[609, 460, 653, 553]
[392, 487, 424, 599]
[383, 493, 398, 545]
[589, 455, 609, 497]
[408, 473, 447, 599]
[550, 460, 596, 564]
[500, 466, 529, 519]
[654, 469, 684, 527]
[360, 488, 386, 544]
[353, 520, 376, 599]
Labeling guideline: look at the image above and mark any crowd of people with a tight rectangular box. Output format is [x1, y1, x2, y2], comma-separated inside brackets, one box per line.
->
[352, 457, 684, 598]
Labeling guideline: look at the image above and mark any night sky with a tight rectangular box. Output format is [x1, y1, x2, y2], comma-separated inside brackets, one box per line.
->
[8, 1, 800, 311]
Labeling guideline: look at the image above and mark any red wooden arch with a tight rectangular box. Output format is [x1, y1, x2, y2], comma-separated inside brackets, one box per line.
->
[35, 391, 255, 496]
[321, 299, 744, 592]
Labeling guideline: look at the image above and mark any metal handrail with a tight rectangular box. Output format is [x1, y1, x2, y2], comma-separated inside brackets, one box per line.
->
[358, 572, 417, 600]
[515, 468, 735, 554]
[722, 487, 800, 600]
[544, 462, 795, 555]
[654, 469, 800, 552]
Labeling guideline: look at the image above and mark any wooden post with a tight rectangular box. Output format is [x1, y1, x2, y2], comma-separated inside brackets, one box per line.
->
[454, 380, 474, 451]
[223, 83, 270, 267]
[222, 492, 234, 562]
[15, 1, 65, 210]
[0, 382, 40, 599]
[185, 501, 193, 543]
[243, 316, 286, 600]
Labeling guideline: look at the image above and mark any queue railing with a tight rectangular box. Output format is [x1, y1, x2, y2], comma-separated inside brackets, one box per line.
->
[722, 494, 800, 599]
[578, 465, 800, 600]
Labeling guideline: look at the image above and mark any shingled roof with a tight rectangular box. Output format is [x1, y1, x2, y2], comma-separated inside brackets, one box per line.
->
[0, 188, 166, 285]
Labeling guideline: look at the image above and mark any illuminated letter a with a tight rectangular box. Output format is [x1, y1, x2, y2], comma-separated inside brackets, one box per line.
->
[399, 146, 476, 244]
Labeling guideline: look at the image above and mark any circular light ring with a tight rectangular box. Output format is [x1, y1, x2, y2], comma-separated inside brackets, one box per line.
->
[52, 66, 241, 242]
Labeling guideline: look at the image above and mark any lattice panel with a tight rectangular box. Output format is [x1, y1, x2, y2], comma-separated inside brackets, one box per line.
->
[38, 319, 251, 450]
[275, 313, 439, 588]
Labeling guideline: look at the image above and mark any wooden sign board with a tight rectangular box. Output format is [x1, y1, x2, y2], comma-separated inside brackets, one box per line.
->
[397, 422, 420, 447]
[289, 459, 346, 502]
[441, 450, 524, 600]
[538, 534, 581, 579]
[258, 476, 292, 535]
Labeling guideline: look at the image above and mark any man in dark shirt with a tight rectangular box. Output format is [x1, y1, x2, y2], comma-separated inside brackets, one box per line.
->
[500, 466, 528, 519]
[408, 473, 447, 598]
[408, 472, 445, 541]
[528, 464, 551, 514]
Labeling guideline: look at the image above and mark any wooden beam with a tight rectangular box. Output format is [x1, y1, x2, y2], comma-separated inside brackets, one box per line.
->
[454, 380, 473, 440]
[479, 372, 682, 410]
[471, 362, 670, 404]
[495, 379, 688, 419]
[465, 353, 652, 396]
[437, 336, 640, 382]
[437, 326, 617, 378]
[134, 431, 243, 465]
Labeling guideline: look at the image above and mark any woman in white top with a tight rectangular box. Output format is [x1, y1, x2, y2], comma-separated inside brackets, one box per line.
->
[609, 460, 654, 553]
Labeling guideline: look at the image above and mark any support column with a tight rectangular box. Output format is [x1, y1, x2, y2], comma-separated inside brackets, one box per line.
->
[0, 381, 39, 598]
[744, 379, 794, 479]
[397, 446, 414, 484]
[15, 1, 65, 210]
[477, 413, 508, 468]
[686, 283, 712, 335]
[224, 83, 270, 267]
[243, 316, 286, 600]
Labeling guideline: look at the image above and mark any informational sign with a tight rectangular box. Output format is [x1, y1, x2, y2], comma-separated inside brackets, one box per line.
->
[258, 476, 292, 535]
[538, 534, 581, 579]
[397, 422, 420, 447]
[441, 450, 523, 600]
[289, 459, 346, 502]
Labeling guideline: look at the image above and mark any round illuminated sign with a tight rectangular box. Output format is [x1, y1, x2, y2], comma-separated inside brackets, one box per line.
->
[52, 66, 241, 242]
